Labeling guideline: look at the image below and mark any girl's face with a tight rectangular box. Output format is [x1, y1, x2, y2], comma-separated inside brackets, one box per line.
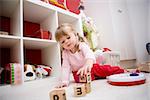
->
[59, 31, 78, 51]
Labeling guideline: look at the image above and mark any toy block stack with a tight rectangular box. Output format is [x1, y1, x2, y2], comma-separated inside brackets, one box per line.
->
[49, 88, 66, 100]
[49, 73, 92, 99]
[74, 84, 86, 97]
[74, 72, 92, 97]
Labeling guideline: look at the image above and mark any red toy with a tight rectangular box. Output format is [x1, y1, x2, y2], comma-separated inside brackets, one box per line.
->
[107, 73, 146, 86]
[102, 48, 111, 52]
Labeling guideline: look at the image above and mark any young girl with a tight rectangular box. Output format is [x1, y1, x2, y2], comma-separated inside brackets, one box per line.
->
[55, 23, 125, 87]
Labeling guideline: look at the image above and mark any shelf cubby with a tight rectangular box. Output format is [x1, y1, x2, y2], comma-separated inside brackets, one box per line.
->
[0, 37, 21, 66]
[0, 0, 21, 36]
[23, 38, 61, 76]
[24, 0, 58, 40]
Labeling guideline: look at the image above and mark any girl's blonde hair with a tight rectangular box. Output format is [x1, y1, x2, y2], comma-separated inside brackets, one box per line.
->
[55, 23, 84, 42]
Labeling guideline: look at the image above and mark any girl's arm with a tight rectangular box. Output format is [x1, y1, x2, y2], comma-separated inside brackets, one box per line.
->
[77, 42, 96, 76]
[57, 50, 71, 87]
[77, 58, 94, 76]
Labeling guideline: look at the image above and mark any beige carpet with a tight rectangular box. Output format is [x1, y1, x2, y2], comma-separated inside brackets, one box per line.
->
[65, 73, 150, 100]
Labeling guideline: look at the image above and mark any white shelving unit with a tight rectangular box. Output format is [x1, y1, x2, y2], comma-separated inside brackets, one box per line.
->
[0, 0, 83, 100]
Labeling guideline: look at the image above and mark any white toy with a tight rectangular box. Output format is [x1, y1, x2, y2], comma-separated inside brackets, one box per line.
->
[107, 73, 146, 86]
[36, 66, 48, 79]
[24, 64, 36, 81]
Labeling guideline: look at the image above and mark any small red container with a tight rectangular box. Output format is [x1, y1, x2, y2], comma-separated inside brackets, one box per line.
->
[34, 29, 52, 40]
[24, 21, 52, 39]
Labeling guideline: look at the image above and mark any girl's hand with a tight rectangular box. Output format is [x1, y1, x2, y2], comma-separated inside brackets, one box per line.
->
[77, 59, 94, 76]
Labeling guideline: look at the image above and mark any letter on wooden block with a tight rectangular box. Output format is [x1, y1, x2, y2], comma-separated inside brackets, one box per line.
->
[79, 75, 86, 83]
[49, 88, 66, 100]
[86, 73, 91, 83]
[85, 83, 91, 93]
[79, 72, 91, 83]
[74, 84, 86, 96]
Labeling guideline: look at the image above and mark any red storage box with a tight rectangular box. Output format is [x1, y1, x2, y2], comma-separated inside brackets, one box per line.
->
[0, 16, 10, 34]
[34, 29, 52, 40]
[23, 21, 52, 39]
[24, 21, 40, 38]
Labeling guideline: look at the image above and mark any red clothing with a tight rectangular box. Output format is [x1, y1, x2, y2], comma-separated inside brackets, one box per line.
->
[72, 64, 125, 83]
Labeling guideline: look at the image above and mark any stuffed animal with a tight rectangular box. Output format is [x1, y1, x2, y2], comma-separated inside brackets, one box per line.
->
[24, 64, 36, 81]
[36, 65, 52, 79]
[36, 66, 48, 79]
[79, 1, 99, 50]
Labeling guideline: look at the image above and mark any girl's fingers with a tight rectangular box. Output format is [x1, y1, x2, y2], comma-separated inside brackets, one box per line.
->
[84, 67, 88, 75]
[77, 69, 81, 75]
[80, 69, 84, 76]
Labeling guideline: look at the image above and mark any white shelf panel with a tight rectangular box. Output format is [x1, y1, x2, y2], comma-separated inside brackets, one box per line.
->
[23, 37, 57, 49]
[24, 0, 80, 21]
[0, 36, 20, 48]
[0, 34, 21, 39]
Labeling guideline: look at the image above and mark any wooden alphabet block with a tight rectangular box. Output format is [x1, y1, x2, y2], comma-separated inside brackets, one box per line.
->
[79, 75, 86, 83]
[74, 84, 86, 97]
[49, 88, 66, 100]
[85, 83, 91, 93]
[86, 73, 91, 83]
[79, 72, 91, 83]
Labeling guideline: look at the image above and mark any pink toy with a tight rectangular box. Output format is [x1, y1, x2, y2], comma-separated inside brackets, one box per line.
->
[107, 73, 146, 86]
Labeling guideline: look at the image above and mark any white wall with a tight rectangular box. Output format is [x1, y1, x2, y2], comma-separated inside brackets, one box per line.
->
[126, 0, 149, 63]
[109, 0, 136, 60]
[84, 0, 149, 63]
[84, 0, 116, 50]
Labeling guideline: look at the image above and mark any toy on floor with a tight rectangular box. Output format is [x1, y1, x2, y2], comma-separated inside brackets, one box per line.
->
[107, 72, 146, 86]
[24, 64, 36, 81]
[36, 65, 52, 79]
[79, 72, 91, 83]
[74, 84, 86, 97]
[49, 88, 66, 100]
[74, 72, 92, 97]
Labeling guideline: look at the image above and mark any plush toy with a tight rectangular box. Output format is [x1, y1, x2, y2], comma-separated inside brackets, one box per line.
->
[36, 65, 48, 79]
[79, 1, 99, 50]
[36, 65, 52, 79]
[24, 64, 36, 81]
